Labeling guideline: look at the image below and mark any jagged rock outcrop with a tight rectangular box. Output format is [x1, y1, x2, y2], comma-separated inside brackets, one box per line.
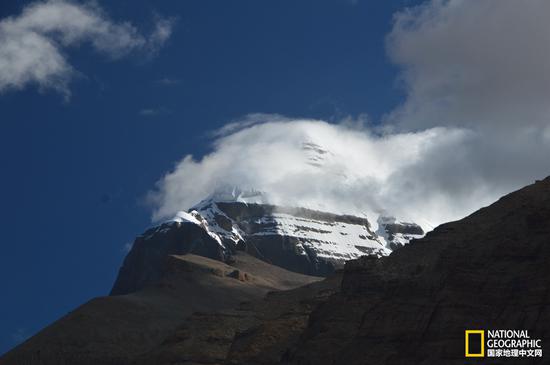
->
[111, 221, 227, 295]
[215, 202, 387, 276]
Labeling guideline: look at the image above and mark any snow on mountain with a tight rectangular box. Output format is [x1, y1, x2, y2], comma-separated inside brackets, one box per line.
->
[376, 215, 425, 250]
[154, 191, 409, 275]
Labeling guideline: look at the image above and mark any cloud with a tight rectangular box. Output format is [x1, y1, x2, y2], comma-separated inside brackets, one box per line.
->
[146, 16, 174, 55]
[0, 0, 174, 97]
[149, 1, 550, 231]
[386, 0, 550, 131]
[148, 116, 473, 228]
[149, 115, 549, 230]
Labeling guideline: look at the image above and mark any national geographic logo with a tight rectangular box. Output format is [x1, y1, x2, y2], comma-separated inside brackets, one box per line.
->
[465, 329, 543, 359]
[465, 330, 485, 357]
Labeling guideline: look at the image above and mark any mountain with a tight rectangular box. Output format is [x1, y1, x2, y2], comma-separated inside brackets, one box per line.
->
[112, 195, 400, 295]
[109, 140, 424, 294]
[7, 176, 548, 364]
[0, 190, 422, 364]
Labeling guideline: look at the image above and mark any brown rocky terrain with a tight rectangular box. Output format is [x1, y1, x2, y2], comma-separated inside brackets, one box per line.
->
[2, 177, 549, 365]
[133, 272, 342, 365]
[0, 253, 320, 365]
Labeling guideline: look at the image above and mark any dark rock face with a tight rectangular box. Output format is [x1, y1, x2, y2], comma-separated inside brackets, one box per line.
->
[216, 203, 342, 276]
[217, 202, 373, 227]
[133, 273, 342, 365]
[217, 203, 383, 277]
[284, 177, 550, 364]
[111, 222, 227, 295]
[215, 202, 386, 276]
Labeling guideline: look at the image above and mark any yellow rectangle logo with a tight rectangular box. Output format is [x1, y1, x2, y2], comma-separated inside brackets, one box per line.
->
[465, 330, 485, 357]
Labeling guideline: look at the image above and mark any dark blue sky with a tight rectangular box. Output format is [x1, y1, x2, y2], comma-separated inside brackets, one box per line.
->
[0, 0, 421, 354]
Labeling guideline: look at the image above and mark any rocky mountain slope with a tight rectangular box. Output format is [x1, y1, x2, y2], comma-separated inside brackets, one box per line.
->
[111, 198, 407, 295]
[133, 176, 548, 365]
[133, 272, 343, 365]
[4, 176, 547, 365]
[0, 252, 320, 365]
[1, 191, 421, 364]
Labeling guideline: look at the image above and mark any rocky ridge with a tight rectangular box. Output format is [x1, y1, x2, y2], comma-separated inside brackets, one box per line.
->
[111, 198, 402, 295]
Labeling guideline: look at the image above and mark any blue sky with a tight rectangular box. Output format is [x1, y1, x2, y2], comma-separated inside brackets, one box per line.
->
[0, 0, 422, 353]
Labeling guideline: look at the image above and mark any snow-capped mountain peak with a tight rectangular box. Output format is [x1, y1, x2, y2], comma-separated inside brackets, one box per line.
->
[161, 198, 400, 276]
[152, 184, 426, 276]
[376, 215, 424, 250]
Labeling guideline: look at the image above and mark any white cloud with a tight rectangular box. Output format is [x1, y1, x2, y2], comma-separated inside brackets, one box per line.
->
[386, 0, 550, 130]
[147, 16, 174, 55]
[149, 1, 550, 231]
[149, 117, 479, 229]
[0, 0, 174, 97]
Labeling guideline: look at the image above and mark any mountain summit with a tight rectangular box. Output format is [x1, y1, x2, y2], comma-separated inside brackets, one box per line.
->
[112, 194, 421, 294]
